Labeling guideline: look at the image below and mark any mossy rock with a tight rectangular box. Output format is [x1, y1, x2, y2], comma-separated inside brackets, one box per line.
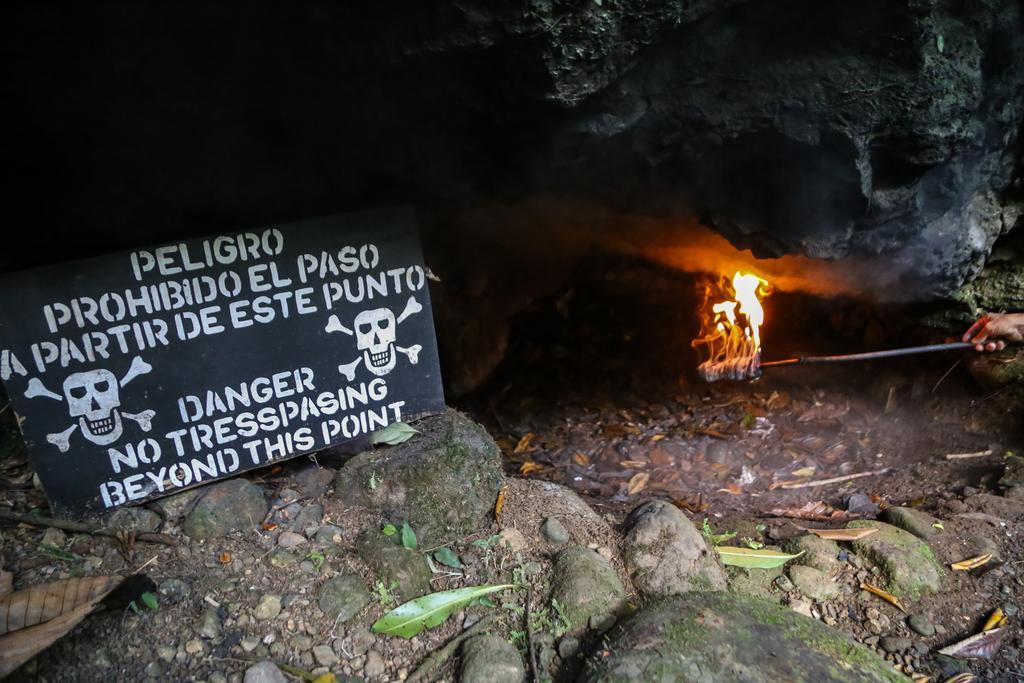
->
[782, 534, 843, 573]
[550, 546, 626, 632]
[726, 546, 785, 600]
[334, 409, 504, 546]
[581, 592, 904, 683]
[355, 530, 432, 600]
[847, 520, 943, 600]
[181, 478, 267, 540]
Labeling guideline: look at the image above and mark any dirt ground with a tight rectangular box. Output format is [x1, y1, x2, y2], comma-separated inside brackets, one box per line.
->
[1, 256, 1023, 681]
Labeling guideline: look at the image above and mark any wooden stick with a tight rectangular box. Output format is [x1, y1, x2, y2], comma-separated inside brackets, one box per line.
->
[0, 510, 176, 546]
[945, 449, 993, 460]
[779, 468, 890, 490]
[406, 615, 496, 683]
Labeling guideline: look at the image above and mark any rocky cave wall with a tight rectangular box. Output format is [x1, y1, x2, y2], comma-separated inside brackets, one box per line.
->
[3, 2, 1023, 303]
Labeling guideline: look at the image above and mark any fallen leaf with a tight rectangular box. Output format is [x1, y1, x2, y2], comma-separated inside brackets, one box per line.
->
[0, 574, 153, 676]
[494, 486, 507, 523]
[372, 584, 512, 638]
[791, 467, 816, 478]
[716, 547, 803, 569]
[765, 501, 851, 522]
[620, 459, 647, 469]
[432, 547, 463, 570]
[860, 582, 907, 613]
[513, 433, 535, 454]
[982, 607, 1006, 632]
[369, 422, 419, 446]
[717, 483, 743, 495]
[572, 452, 590, 467]
[650, 434, 667, 443]
[950, 554, 992, 571]
[627, 472, 650, 495]
[401, 522, 417, 550]
[519, 461, 544, 475]
[795, 526, 878, 541]
[937, 627, 1006, 659]
[942, 674, 977, 683]
[261, 523, 278, 532]
[218, 552, 232, 564]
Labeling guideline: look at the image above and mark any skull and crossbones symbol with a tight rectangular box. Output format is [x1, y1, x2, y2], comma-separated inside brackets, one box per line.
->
[24, 356, 156, 452]
[325, 295, 423, 381]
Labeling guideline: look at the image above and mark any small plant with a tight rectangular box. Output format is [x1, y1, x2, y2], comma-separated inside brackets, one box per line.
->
[471, 534, 501, 549]
[701, 519, 736, 546]
[129, 591, 159, 613]
[373, 580, 399, 608]
[306, 550, 325, 571]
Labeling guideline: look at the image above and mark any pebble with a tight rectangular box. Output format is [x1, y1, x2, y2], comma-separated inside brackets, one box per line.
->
[41, 527, 66, 547]
[908, 613, 935, 637]
[1004, 603, 1019, 617]
[158, 578, 191, 604]
[541, 517, 570, 544]
[497, 528, 528, 552]
[558, 636, 580, 658]
[157, 646, 175, 662]
[144, 661, 163, 678]
[364, 650, 386, 678]
[775, 575, 795, 592]
[255, 595, 283, 621]
[934, 624, 946, 635]
[880, 636, 911, 654]
[277, 531, 307, 549]
[185, 639, 205, 655]
[312, 644, 338, 667]
[196, 607, 223, 639]
[244, 660, 287, 683]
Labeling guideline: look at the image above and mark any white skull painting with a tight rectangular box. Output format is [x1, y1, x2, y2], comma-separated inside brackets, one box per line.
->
[354, 308, 397, 376]
[23, 355, 156, 452]
[63, 369, 123, 445]
[325, 295, 424, 381]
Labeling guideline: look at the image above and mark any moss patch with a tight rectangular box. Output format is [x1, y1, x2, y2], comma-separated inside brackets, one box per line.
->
[847, 520, 943, 600]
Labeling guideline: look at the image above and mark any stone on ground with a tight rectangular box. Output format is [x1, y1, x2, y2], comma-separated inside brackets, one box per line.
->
[293, 463, 335, 498]
[1001, 454, 1024, 488]
[105, 506, 163, 532]
[726, 547, 785, 600]
[549, 546, 626, 632]
[581, 592, 904, 683]
[333, 409, 504, 545]
[881, 506, 942, 541]
[152, 487, 204, 521]
[847, 520, 943, 600]
[254, 594, 282, 621]
[459, 634, 525, 683]
[541, 517, 570, 544]
[318, 575, 370, 622]
[622, 500, 726, 597]
[244, 661, 286, 683]
[783, 534, 843, 573]
[181, 479, 268, 540]
[355, 530, 432, 599]
[789, 565, 841, 601]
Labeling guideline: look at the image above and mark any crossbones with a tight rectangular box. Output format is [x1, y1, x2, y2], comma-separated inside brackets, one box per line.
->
[325, 295, 423, 381]
[24, 355, 157, 452]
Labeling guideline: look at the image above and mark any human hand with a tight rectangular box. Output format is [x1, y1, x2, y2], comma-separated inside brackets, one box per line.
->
[962, 313, 1024, 352]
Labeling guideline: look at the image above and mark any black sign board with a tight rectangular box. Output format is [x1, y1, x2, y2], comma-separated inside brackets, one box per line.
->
[0, 208, 445, 515]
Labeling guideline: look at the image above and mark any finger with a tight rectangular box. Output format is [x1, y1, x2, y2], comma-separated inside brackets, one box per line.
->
[963, 316, 990, 342]
[975, 343, 985, 352]
[986, 341, 997, 352]
[996, 340, 1006, 350]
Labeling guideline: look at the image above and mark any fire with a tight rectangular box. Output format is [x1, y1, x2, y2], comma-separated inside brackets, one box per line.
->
[692, 271, 771, 381]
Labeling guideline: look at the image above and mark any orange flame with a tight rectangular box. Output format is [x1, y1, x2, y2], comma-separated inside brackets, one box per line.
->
[693, 271, 771, 381]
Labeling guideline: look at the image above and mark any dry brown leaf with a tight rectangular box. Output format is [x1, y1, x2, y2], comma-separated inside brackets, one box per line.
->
[627, 472, 650, 495]
[860, 582, 907, 613]
[519, 461, 544, 475]
[950, 554, 992, 571]
[791, 467, 816, 478]
[937, 627, 1007, 659]
[261, 523, 278, 532]
[571, 452, 590, 467]
[796, 526, 878, 541]
[0, 575, 131, 677]
[765, 501, 851, 522]
[620, 459, 647, 469]
[494, 486, 507, 524]
[513, 433, 535, 454]
[650, 434, 667, 443]
[942, 674, 977, 683]
[218, 552, 232, 564]
[717, 483, 743, 495]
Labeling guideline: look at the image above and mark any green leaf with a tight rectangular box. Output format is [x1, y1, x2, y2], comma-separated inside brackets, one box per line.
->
[372, 584, 513, 638]
[472, 534, 501, 549]
[369, 422, 418, 446]
[936, 34, 944, 53]
[745, 539, 765, 550]
[717, 547, 803, 569]
[401, 521, 417, 550]
[141, 591, 159, 610]
[433, 547, 463, 569]
[740, 413, 756, 429]
[381, 524, 397, 537]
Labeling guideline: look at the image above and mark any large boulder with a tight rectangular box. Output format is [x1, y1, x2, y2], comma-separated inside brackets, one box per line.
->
[581, 592, 904, 683]
[622, 500, 726, 597]
[181, 479, 268, 540]
[334, 409, 504, 546]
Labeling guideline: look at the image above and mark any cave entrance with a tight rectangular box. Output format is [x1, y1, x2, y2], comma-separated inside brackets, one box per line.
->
[454, 251, 1023, 519]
